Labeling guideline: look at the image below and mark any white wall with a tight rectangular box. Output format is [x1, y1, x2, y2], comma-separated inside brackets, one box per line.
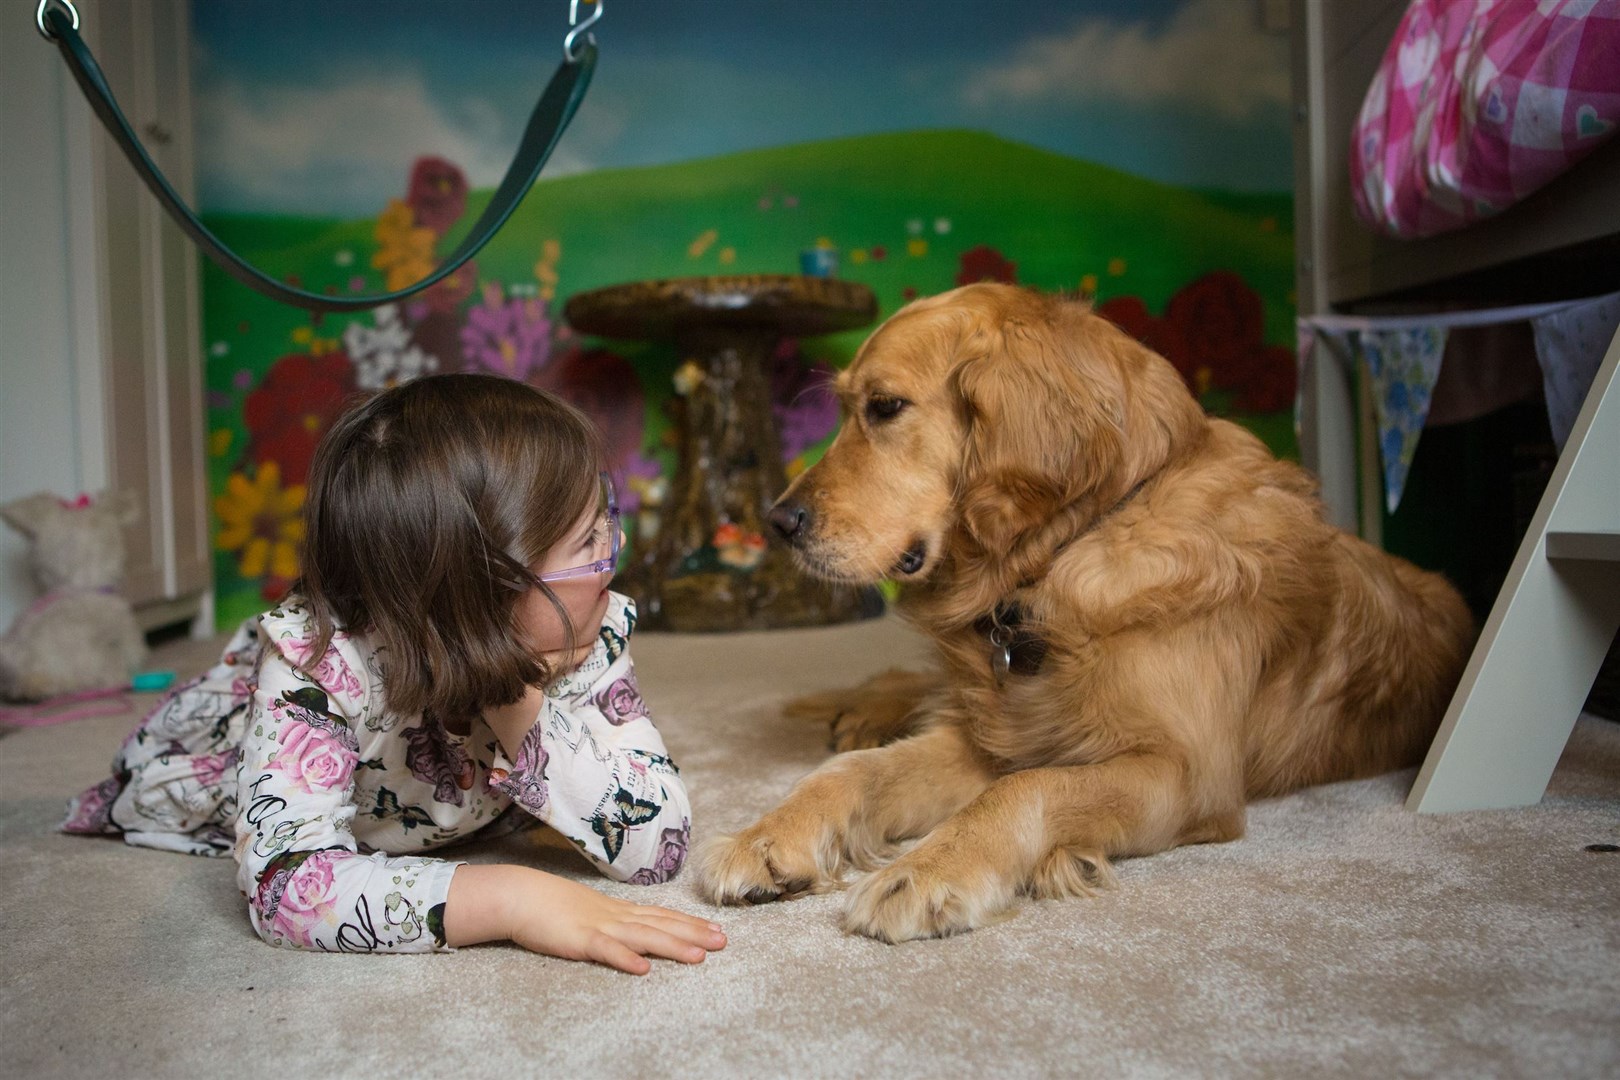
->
[0, 22, 108, 627]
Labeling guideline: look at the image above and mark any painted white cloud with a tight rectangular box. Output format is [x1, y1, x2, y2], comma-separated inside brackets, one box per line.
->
[964, 0, 1290, 121]
[196, 68, 600, 214]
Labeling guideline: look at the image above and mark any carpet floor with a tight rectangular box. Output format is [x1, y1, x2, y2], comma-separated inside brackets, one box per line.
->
[2, 615, 1617, 1078]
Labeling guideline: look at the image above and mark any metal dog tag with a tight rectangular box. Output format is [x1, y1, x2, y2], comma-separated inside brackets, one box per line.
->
[989, 626, 1012, 687]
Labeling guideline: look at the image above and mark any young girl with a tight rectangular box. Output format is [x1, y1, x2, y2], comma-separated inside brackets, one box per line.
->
[62, 373, 725, 973]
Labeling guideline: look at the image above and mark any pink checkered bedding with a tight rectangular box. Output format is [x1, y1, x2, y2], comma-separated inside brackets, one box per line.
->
[1351, 0, 1620, 240]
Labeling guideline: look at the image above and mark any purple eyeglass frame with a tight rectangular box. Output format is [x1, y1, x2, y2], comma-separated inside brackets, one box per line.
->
[535, 471, 620, 583]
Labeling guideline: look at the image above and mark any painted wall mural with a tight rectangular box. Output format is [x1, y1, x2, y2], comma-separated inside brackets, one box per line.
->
[195, 0, 1296, 628]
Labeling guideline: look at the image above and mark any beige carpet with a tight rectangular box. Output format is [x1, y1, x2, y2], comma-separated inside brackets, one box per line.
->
[2, 615, 1618, 1078]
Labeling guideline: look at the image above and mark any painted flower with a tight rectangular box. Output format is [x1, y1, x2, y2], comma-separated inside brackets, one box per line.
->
[535, 346, 646, 475]
[405, 156, 468, 236]
[342, 304, 438, 390]
[420, 257, 478, 315]
[268, 851, 344, 947]
[407, 311, 463, 373]
[270, 717, 357, 796]
[1236, 344, 1298, 414]
[771, 339, 839, 459]
[956, 244, 1017, 286]
[595, 672, 650, 726]
[628, 822, 690, 885]
[1164, 271, 1265, 390]
[460, 283, 551, 381]
[243, 351, 354, 484]
[371, 198, 437, 291]
[214, 461, 305, 581]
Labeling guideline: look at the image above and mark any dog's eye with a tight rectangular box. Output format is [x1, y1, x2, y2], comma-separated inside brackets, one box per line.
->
[866, 395, 908, 423]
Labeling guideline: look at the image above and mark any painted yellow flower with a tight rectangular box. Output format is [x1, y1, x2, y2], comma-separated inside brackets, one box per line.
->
[215, 461, 305, 581]
[371, 198, 436, 290]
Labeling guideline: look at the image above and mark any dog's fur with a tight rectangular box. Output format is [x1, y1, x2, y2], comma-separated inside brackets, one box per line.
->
[696, 283, 1475, 942]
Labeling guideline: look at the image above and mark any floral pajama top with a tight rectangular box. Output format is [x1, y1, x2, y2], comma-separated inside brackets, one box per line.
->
[63, 592, 690, 953]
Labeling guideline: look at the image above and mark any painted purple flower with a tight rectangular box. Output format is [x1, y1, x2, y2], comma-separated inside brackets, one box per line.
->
[628, 821, 690, 885]
[460, 284, 551, 381]
[595, 672, 650, 726]
[771, 340, 839, 459]
[402, 719, 475, 807]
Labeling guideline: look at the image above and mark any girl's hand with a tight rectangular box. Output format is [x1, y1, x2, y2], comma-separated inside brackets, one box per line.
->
[539, 638, 595, 676]
[445, 864, 726, 974]
[512, 872, 726, 974]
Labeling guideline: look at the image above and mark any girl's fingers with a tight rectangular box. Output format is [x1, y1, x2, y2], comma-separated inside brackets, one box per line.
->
[609, 921, 709, 965]
[632, 903, 723, 932]
[585, 931, 651, 976]
[635, 913, 727, 951]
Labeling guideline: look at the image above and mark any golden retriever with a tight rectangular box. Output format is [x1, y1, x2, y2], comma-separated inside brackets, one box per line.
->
[696, 283, 1475, 942]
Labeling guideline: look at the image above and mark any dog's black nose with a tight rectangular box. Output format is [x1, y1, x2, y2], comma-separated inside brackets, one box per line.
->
[767, 501, 810, 542]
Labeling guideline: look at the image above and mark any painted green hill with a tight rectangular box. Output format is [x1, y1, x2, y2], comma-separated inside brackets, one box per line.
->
[202, 128, 1294, 353]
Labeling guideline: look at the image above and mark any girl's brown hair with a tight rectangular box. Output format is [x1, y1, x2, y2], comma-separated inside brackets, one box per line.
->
[296, 372, 604, 722]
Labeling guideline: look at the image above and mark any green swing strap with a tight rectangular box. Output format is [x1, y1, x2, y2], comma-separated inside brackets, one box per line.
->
[37, 0, 598, 314]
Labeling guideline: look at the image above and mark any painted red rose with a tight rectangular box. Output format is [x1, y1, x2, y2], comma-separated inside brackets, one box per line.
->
[406, 156, 469, 236]
[409, 311, 463, 373]
[421, 257, 478, 315]
[1235, 344, 1298, 414]
[534, 347, 646, 468]
[244, 352, 355, 485]
[1164, 271, 1265, 390]
[956, 245, 1017, 286]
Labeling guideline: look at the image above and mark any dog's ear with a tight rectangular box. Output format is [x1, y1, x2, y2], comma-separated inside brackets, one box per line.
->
[1091, 317, 1207, 486]
[951, 298, 1205, 553]
[951, 309, 1125, 552]
[0, 493, 60, 540]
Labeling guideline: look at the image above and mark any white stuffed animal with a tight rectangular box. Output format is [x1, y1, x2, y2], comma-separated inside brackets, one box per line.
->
[0, 491, 147, 701]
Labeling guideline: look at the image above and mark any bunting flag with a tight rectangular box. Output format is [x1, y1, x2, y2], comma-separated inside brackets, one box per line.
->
[1298, 291, 1620, 514]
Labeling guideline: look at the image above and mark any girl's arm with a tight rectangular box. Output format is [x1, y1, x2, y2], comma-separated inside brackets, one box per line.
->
[233, 649, 460, 952]
[482, 596, 693, 884]
[237, 646, 723, 967]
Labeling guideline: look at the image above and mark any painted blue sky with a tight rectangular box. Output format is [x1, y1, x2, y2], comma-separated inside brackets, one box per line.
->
[192, 0, 1294, 215]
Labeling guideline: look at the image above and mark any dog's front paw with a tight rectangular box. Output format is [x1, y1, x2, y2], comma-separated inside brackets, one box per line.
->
[694, 821, 844, 906]
[841, 852, 1015, 943]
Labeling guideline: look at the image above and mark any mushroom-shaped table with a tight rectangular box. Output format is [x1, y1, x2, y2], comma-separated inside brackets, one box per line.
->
[564, 274, 884, 632]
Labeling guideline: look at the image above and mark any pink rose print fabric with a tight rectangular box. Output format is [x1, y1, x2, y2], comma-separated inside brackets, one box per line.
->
[595, 671, 650, 726]
[63, 592, 691, 952]
[1352, 0, 1620, 239]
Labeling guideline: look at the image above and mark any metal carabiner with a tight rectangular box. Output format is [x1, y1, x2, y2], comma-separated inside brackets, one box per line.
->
[36, 0, 80, 40]
[564, 0, 603, 63]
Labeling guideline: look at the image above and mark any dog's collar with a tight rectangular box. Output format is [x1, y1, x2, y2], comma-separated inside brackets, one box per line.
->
[975, 479, 1148, 687]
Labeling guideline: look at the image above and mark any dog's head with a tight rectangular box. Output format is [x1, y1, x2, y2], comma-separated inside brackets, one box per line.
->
[768, 283, 1205, 584]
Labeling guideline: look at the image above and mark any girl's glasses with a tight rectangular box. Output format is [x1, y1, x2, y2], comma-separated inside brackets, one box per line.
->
[535, 471, 621, 583]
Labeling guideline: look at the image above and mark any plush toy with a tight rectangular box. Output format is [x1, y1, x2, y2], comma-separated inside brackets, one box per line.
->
[0, 491, 147, 702]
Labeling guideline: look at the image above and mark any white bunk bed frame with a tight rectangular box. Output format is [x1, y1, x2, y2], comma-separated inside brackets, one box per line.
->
[1292, 0, 1620, 812]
